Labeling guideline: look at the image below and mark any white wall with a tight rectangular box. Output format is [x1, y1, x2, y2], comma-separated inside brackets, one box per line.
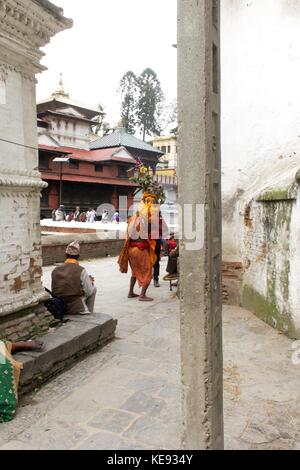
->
[221, 0, 300, 258]
[47, 116, 91, 149]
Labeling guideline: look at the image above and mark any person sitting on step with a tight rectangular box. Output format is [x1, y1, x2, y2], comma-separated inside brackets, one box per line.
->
[51, 241, 97, 315]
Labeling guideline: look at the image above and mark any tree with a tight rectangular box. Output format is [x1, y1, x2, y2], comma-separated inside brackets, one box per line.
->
[159, 99, 177, 134]
[136, 68, 164, 141]
[118, 71, 138, 134]
[92, 103, 111, 136]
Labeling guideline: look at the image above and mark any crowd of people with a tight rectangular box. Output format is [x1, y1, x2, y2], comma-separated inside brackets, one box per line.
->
[51, 205, 120, 224]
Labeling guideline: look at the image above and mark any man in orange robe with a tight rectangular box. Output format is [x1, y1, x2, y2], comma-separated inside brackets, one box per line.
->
[118, 193, 159, 302]
[127, 213, 156, 301]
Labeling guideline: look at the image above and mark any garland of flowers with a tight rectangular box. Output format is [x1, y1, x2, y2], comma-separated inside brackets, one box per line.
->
[130, 158, 166, 204]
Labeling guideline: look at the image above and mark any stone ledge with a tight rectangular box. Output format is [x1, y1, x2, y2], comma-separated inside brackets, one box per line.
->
[14, 313, 117, 395]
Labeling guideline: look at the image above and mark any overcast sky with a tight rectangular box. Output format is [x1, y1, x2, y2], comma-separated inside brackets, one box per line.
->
[36, 0, 177, 127]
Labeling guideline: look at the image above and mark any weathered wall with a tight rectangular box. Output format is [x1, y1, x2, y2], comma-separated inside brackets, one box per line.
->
[44, 116, 92, 150]
[221, 0, 300, 258]
[0, 0, 72, 340]
[241, 183, 300, 339]
[42, 235, 124, 266]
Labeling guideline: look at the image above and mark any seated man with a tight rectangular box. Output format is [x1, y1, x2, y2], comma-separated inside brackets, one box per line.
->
[164, 245, 179, 280]
[51, 241, 97, 315]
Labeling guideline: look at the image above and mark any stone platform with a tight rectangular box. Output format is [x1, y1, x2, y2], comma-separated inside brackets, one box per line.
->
[15, 313, 117, 395]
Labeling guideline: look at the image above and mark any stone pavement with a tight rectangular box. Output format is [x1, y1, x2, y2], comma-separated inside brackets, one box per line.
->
[0, 256, 299, 450]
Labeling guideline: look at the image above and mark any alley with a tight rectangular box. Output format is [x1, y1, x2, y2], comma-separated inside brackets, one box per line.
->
[0, 257, 299, 450]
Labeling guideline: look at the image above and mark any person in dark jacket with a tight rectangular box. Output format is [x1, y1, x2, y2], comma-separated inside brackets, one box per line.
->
[51, 241, 97, 315]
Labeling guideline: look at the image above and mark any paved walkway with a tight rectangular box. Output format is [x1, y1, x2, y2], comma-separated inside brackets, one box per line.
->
[0, 257, 299, 450]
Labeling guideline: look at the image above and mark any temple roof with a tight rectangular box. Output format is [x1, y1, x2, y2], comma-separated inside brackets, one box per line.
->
[37, 75, 101, 120]
[39, 145, 136, 165]
[90, 127, 164, 155]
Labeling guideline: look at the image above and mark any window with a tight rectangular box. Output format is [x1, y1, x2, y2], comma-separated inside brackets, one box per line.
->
[39, 154, 49, 170]
[69, 160, 79, 170]
[161, 146, 167, 154]
[167, 146, 171, 153]
[95, 164, 103, 172]
[119, 166, 128, 178]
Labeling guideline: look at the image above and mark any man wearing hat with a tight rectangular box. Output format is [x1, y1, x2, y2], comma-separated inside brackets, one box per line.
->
[51, 241, 97, 315]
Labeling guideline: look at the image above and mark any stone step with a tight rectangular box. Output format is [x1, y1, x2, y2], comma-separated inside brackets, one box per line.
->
[14, 313, 117, 395]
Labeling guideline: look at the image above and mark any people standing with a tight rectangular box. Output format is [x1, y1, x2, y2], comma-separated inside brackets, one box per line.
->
[86, 208, 91, 222]
[101, 210, 109, 223]
[112, 210, 120, 224]
[153, 240, 162, 287]
[55, 205, 66, 222]
[152, 211, 169, 288]
[86, 208, 96, 223]
[118, 210, 157, 302]
[79, 212, 86, 223]
[89, 208, 97, 223]
[51, 241, 97, 315]
[74, 206, 80, 222]
[118, 161, 166, 301]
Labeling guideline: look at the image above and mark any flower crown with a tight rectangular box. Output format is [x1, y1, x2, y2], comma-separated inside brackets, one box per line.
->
[130, 158, 166, 204]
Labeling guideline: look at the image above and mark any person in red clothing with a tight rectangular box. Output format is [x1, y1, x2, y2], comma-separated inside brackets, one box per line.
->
[167, 233, 177, 253]
[164, 233, 179, 279]
[120, 205, 157, 302]
[118, 161, 166, 300]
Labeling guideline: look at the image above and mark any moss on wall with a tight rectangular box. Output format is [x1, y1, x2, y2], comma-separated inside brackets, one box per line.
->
[242, 285, 299, 339]
[258, 184, 297, 202]
[242, 199, 297, 338]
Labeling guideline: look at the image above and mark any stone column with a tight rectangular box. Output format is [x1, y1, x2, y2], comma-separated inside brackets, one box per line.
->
[178, 0, 223, 449]
[0, 0, 72, 341]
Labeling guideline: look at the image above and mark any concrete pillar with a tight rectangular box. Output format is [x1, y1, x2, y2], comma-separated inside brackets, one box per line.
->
[0, 1, 72, 341]
[178, 0, 223, 449]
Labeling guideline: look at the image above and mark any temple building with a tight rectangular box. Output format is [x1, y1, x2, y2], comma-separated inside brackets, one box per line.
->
[37, 82, 144, 217]
[90, 127, 163, 170]
[37, 74, 100, 150]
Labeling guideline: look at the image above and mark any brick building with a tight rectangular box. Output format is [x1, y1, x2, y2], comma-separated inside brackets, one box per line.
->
[38, 140, 138, 218]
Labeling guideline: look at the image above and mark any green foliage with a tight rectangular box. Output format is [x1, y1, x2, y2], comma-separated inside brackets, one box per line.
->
[136, 68, 164, 141]
[130, 160, 166, 204]
[118, 68, 166, 140]
[92, 103, 112, 136]
[118, 71, 138, 134]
